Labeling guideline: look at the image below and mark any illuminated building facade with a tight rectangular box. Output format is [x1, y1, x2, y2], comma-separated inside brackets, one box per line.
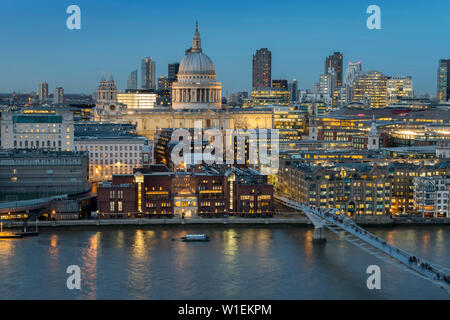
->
[97, 165, 273, 218]
[414, 175, 450, 218]
[273, 106, 307, 141]
[0, 107, 74, 151]
[39, 82, 48, 102]
[53, 87, 65, 104]
[272, 79, 288, 89]
[252, 48, 272, 89]
[325, 52, 343, 87]
[74, 134, 151, 182]
[172, 23, 222, 110]
[386, 76, 413, 105]
[437, 59, 450, 103]
[352, 71, 388, 108]
[245, 88, 290, 107]
[278, 162, 392, 216]
[117, 90, 157, 110]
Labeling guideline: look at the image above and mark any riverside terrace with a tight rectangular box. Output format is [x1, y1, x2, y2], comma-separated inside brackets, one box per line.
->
[97, 164, 273, 219]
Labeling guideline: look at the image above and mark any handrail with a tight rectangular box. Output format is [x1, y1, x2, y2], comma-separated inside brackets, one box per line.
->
[0, 194, 68, 210]
[275, 195, 450, 291]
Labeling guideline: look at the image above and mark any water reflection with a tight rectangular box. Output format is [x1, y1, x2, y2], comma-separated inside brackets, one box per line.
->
[132, 230, 148, 260]
[304, 229, 313, 257]
[0, 240, 15, 267]
[116, 230, 124, 248]
[80, 233, 99, 299]
[47, 234, 59, 275]
[0, 227, 448, 300]
[422, 232, 430, 254]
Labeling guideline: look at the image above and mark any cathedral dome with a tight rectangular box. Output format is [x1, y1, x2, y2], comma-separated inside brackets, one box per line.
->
[178, 52, 215, 75]
[171, 22, 222, 111]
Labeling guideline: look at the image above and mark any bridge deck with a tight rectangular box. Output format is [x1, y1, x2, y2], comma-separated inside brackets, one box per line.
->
[275, 195, 450, 293]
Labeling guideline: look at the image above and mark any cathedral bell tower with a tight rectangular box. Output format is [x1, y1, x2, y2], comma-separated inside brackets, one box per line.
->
[94, 71, 120, 119]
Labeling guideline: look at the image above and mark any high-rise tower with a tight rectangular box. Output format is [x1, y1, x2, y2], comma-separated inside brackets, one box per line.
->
[39, 82, 48, 102]
[325, 52, 343, 87]
[438, 59, 450, 103]
[141, 57, 156, 90]
[252, 48, 272, 89]
[127, 70, 138, 90]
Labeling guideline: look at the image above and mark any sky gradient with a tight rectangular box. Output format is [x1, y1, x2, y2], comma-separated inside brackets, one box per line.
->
[1, 0, 449, 96]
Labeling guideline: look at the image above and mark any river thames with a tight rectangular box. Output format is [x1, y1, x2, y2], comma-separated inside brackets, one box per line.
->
[0, 226, 448, 299]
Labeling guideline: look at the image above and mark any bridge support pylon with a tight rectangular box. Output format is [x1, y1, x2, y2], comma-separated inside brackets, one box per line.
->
[303, 208, 327, 243]
[313, 226, 326, 243]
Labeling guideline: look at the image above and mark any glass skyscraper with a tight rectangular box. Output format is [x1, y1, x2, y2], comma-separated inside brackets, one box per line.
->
[325, 52, 343, 87]
[168, 62, 180, 80]
[437, 59, 450, 103]
[141, 57, 156, 90]
[127, 70, 138, 90]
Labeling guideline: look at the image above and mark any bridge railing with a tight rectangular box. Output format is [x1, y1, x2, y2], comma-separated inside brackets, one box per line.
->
[0, 194, 68, 210]
[275, 195, 450, 284]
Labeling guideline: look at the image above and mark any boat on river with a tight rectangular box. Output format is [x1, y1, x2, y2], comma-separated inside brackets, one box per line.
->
[181, 234, 210, 242]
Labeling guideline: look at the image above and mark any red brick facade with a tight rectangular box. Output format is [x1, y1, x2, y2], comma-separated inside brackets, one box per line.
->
[97, 166, 273, 218]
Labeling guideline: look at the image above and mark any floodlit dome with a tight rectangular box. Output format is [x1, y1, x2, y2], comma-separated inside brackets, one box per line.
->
[171, 22, 222, 110]
[178, 52, 215, 75]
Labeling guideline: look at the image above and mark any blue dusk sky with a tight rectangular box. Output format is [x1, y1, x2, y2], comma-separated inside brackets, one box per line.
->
[0, 0, 449, 95]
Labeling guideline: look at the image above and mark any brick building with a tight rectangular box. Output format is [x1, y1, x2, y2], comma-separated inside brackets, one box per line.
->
[97, 165, 273, 218]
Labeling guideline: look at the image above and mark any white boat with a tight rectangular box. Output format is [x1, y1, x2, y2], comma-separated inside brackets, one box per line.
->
[181, 234, 210, 242]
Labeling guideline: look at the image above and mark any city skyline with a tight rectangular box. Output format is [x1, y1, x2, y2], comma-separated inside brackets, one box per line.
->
[1, 0, 450, 95]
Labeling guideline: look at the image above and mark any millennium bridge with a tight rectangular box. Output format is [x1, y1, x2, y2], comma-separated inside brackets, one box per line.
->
[275, 195, 450, 293]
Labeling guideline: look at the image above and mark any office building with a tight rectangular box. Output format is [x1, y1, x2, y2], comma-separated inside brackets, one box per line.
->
[272, 79, 288, 89]
[127, 70, 138, 90]
[39, 82, 48, 101]
[278, 162, 391, 215]
[352, 71, 388, 108]
[97, 165, 273, 218]
[319, 74, 332, 95]
[289, 79, 298, 102]
[0, 107, 74, 151]
[74, 129, 152, 182]
[0, 149, 90, 201]
[168, 62, 180, 80]
[414, 176, 450, 218]
[53, 87, 65, 104]
[158, 76, 172, 91]
[227, 92, 248, 106]
[325, 52, 343, 87]
[386, 76, 414, 105]
[245, 88, 290, 107]
[117, 90, 157, 110]
[344, 62, 363, 86]
[437, 59, 450, 103]
[141, 57, 156, 90]
[252, 48, 272, 89]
